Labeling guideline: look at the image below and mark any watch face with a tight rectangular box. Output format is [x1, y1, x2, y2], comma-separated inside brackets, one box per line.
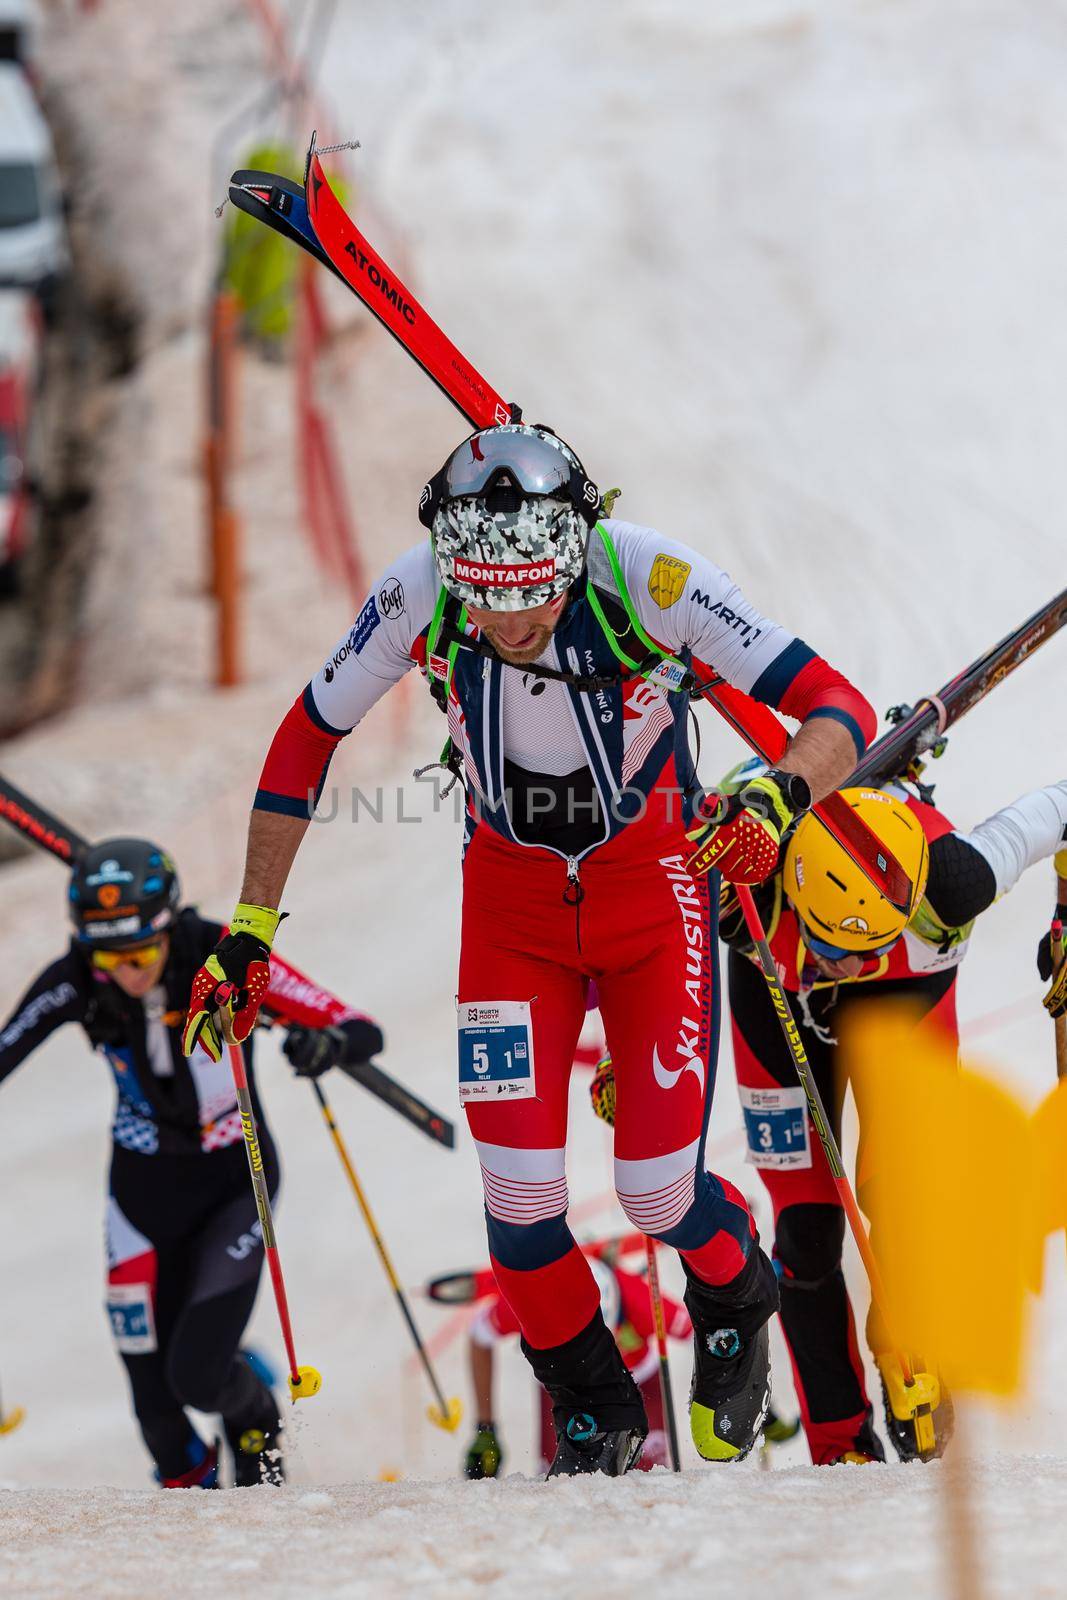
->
[776, 771, 811, 812]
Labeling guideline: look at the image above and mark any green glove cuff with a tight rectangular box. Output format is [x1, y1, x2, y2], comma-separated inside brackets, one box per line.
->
[230, 902, 283, 948]
[740, 775, 795, 837]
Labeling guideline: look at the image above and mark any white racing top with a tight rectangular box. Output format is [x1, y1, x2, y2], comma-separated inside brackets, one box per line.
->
[310, 519, 807, 766]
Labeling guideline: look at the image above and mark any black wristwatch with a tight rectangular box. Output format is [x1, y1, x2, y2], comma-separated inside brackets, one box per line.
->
[763, 768, 813, 816]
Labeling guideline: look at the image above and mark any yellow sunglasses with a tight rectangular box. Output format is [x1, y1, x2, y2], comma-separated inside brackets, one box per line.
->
[90, 939, 166, 973]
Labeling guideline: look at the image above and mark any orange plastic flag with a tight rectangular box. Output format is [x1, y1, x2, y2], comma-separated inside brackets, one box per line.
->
[1031, 1079, 1067, 1287]
[843, 1003, 1032, 1398]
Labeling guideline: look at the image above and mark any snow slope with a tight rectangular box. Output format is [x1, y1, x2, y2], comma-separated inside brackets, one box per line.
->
[1, 0, 1066, 1594]
[4, 1456, 1067, 1600]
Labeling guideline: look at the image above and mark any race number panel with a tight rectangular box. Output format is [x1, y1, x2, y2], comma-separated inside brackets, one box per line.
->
[458, 1000, 535, 1103]
[106, 1281, 158, 1354]
[739, 1084, 811, 1170]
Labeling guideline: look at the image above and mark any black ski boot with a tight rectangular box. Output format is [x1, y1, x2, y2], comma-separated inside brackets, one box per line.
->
[686, 1247, 778, 1462]
[523, 1310, 648, 1479]
[231, 1423, 285, 1487]
[222, 1352, 284, 1486]
[547, 1412, 647, 1478]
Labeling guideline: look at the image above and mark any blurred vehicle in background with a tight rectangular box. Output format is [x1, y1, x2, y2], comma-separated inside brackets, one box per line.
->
[0, 60, 69, 311]
[0, 284, 40, 596]
[0, 0, 40, 70]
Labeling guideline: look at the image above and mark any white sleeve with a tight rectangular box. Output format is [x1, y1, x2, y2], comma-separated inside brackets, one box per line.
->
[959, 780, 1067, 897]
[606, 520, 804, 694]
[309, 542, 438, 732]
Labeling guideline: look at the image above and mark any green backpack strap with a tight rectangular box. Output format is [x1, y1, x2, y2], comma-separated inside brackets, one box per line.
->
[419, 585, 471, 783]
[424, 585, 469, 715]
[585, 523, 699, 695]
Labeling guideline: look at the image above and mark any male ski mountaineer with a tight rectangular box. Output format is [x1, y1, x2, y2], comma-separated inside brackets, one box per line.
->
[183, 423, 876, 1476]
[718, 770, 1067, 1464]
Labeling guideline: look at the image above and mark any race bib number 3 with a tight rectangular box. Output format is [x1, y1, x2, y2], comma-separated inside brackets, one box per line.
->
[458, 1001, 535, 1103]
[739, 1084, 811, 1170]
[106, 1281, 157, 1353]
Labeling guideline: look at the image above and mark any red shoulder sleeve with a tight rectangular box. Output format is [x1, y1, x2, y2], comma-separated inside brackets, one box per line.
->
[254, 686, 347, 818]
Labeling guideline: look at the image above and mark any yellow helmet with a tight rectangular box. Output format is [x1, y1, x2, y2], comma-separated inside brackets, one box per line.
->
[783, 789, 930, 954]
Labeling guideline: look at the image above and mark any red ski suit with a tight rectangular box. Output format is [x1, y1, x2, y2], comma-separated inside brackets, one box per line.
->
[253, 525, 875, 1362]
[729, 794, 962, 1462]
[461, 796, 756, 1348]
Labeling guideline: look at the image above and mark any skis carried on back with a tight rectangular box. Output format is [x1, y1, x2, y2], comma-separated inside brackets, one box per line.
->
[0, 772, 89, 865]
[850, 587, 1067, 790]
[229, 170, 342, 282]
[227, 135, 913, 909]
[229, 147, 515, 430]
[339, 1057, 455, 1149]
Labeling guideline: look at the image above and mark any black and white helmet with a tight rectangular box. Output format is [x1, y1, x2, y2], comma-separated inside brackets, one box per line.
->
[419, 424, 600, 612]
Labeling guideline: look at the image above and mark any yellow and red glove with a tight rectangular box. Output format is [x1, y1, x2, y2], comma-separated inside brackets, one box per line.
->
[182, 903, 282, 1062]
[1038, 902, 1067, 1021]
[589, 1055, 616, 1127]
[685, 770, 807, 885]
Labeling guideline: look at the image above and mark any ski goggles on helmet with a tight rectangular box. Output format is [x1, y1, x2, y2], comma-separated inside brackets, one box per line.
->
[800, 926, 901, 964]
[90, 938, 167, 972]
[418, 425, 601, 532]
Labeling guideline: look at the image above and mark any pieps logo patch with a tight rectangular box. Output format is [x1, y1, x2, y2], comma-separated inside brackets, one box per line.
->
[648, 554, 691, 609]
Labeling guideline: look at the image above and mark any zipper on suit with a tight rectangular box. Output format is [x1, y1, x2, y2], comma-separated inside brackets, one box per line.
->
[563, 855, 584, 952]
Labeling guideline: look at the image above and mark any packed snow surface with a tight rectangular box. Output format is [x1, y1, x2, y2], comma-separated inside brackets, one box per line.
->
[2, 0, 1067, 1595]
[3, 1458, 1067, 1600]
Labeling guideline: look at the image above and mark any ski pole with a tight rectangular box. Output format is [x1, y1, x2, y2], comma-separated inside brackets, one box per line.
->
[1050, 916, 1067, 1270]
[309, 1077, 462, 1432]
[643, 1236, 681, 1472]
[1052, 918, 1067, 1083]
[732, 883, 938, 1458]
[223, 1036, 321, 1402]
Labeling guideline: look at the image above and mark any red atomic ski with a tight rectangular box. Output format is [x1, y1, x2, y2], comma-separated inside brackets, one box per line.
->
[304, 151, 513, 430]
[296, 144, 912, 908]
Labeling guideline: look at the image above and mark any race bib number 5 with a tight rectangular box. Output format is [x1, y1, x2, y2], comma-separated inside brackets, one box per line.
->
[739, 1084, 811, 1170]
[458, 1001, 535, 1103]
